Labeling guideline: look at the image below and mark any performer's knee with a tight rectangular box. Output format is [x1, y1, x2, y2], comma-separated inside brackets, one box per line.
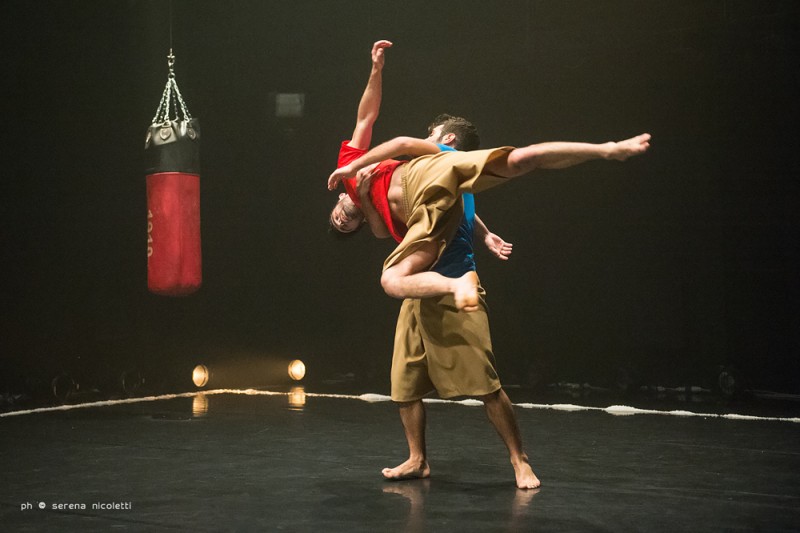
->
[381, 269, 402, 299]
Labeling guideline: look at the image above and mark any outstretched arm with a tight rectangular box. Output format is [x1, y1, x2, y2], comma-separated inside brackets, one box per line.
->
[329, 136, 440, 190]
[349, 40, 393, 150]
[474, 214, 513, 261]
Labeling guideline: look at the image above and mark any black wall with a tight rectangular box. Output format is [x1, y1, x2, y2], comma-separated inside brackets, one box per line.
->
[2, 0, 798, 396]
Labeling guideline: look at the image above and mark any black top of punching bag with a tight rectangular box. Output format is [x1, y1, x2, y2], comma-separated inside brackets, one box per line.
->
[144, 118, 200, 175]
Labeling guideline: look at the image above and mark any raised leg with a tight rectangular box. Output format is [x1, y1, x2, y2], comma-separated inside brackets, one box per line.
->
[480, 389, 541, 489]
[485, 133, 651, 177]
[383, 400, 431, 480]
[380, 241, 479, 311]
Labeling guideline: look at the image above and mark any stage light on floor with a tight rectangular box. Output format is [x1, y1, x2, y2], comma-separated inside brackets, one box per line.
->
[288, 360, 306, 381]
[51, 374, 77, 403]
[189, 357, 303, 389]
[120, 370, 145, 396]
[717, 366, 742, 397]
[192, 365, 209, 388]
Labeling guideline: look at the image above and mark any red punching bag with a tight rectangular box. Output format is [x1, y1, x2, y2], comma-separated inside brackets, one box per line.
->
[144, 51, 201, 296]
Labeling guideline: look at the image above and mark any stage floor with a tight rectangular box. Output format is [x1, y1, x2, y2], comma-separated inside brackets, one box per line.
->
[2, 389, 799, 531]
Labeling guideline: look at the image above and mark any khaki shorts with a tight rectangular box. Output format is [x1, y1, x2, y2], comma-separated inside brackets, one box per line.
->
[383, 147, 514, 272]
[391, 285, 501, 402]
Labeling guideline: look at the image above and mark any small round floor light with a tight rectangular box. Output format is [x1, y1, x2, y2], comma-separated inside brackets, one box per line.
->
[288, 360, 306, 381]
[51, 374, 77, 402]
[192, 364, 210, 388]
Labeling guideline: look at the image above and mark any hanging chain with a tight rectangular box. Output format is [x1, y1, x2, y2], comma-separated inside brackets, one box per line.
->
[151, 49, 193, 126]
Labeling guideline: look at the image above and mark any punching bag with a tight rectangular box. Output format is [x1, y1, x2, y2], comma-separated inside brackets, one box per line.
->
[144, 51, 201, 296]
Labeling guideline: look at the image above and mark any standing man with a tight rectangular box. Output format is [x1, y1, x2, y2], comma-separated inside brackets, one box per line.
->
[334, 40, 539, 489]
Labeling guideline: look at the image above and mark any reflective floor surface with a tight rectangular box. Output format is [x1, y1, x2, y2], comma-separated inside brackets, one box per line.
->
[2, 389, 799, 532]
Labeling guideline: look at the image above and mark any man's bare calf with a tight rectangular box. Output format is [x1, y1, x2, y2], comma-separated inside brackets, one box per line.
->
[481, 389, 541, 489]
[494, 133, 652, 176]
[383, 400, 431, 481]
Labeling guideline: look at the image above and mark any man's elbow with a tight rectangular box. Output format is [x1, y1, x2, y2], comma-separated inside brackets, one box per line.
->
[380, 270, 404, 299]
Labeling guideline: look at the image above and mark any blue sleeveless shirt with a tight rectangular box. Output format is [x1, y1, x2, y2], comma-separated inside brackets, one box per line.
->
[432, 144, 476, 278]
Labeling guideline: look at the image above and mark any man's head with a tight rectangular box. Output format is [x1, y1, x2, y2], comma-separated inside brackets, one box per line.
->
[329, 192, 365, 236]
[426, 114, 480, 151]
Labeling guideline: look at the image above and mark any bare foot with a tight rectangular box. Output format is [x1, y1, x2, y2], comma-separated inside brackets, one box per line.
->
[610, 133, 651, 161]
[512, 458, 541, 489]
[453, 271, 479, 312]
[382, 458, 431, 481]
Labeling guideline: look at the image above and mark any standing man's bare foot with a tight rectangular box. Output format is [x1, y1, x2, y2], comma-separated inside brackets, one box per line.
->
[382, 458, 431, 481]
[512, 457, 541, 489]
[453, 271, 480, 312]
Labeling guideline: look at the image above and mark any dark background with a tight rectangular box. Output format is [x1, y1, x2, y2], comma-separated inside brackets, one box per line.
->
[1, 0, 798, 401]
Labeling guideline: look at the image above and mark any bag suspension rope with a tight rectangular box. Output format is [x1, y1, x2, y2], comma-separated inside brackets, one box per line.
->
[144, 48, 202, 296]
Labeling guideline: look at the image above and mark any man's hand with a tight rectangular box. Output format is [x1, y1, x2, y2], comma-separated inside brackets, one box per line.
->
[484, 232, 513, 261]
[328, 164, 355, 190]
[371, 40, 393, 69]
[356, 163, 380, 199]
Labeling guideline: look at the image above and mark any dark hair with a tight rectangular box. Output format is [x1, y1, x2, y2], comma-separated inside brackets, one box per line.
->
[428, 114, 480, 151]
[328, 214, 365, 239]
